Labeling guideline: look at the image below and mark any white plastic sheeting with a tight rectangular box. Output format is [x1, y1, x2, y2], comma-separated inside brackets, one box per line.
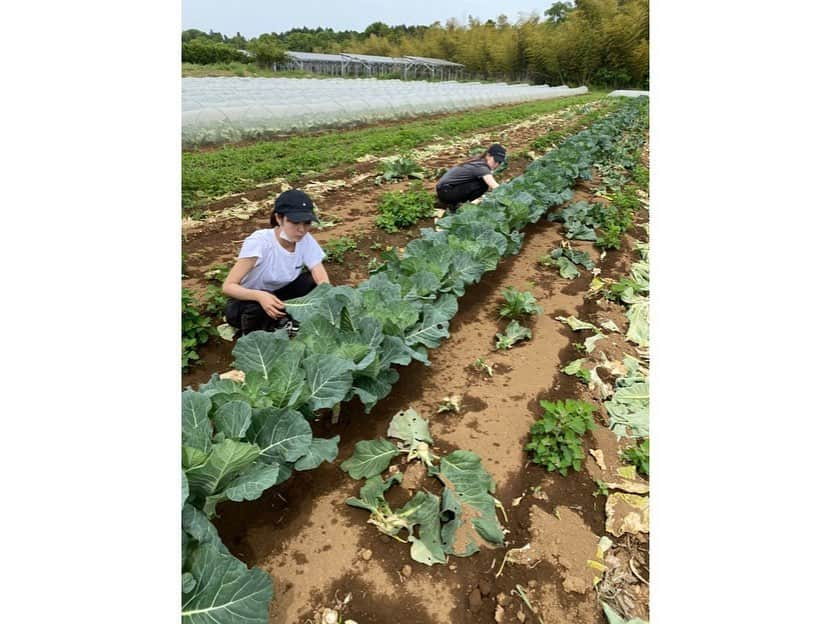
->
[608, 90, 649, 98]
[182, 77, 588, 147]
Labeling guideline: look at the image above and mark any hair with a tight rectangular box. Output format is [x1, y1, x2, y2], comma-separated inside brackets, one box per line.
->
[270, 211, 283, 228]
[463, 151, 489, 165]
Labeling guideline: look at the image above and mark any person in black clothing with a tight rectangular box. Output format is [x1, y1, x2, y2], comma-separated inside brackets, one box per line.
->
[435, 143, 507, 211]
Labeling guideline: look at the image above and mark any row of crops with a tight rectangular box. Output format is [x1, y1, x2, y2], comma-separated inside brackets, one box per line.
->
[181, 97, 648, 622]
[182, 77, 588, 147]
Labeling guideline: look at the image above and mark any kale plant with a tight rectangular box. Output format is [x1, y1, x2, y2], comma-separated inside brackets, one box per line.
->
[495, 320, 533, 350]
[499, 287, 542, 319]
[375, 154, 425, 184]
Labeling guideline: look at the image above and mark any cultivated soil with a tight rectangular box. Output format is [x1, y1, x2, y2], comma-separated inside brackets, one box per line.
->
[182, 100, 650, 623]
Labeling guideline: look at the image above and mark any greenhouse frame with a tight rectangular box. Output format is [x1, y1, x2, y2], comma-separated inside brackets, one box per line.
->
[279, 51, 465, 80]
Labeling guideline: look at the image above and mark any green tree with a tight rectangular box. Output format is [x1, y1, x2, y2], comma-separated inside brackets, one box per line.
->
[248, 34, 286, 68]
[545, 2, 575, 24]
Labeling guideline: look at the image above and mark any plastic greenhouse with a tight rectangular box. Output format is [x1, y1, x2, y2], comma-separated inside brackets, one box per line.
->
[182, 77, 588, 147]
[279, 51, 464, 80]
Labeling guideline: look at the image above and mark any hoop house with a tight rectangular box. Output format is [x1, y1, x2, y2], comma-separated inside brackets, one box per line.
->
[182, 77, 588, 147]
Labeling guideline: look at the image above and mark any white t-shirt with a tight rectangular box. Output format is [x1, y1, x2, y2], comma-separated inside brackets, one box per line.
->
[238, 229, 326, 292]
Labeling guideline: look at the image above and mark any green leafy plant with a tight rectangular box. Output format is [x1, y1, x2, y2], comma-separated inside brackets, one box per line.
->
[499, 287, 542, 319]
[182, 288, 214, 370]
[632, 164, 649, 188]
[620, 438, 649, 477]
[495, 320, 533, 350]
[375, 154, 425, 184]
[543, 243, 595, 279]
[323, 236, 357, 263]
[343, 410, 505, 565]
[473, 357, 495, 377]
[525, 399, 596, 475]
[376, 183, 435, 232]
[593, 479, 610, 497]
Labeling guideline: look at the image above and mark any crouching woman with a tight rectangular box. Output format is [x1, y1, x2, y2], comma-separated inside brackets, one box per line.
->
[435, 143, 506, 211]
[222, 189, 330, 336]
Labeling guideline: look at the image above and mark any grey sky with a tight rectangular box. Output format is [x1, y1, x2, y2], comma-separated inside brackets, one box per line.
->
[182, 0, 554, 38]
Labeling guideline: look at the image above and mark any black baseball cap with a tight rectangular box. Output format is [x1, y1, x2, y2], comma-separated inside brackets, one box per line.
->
[271, 189, 319, 225]
[487, 143, 507, 164]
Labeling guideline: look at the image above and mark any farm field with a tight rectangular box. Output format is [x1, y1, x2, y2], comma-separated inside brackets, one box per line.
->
[182, 93, 650, 624]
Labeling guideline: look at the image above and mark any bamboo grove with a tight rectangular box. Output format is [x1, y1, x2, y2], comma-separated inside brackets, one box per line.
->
[183, 1, 649, 88]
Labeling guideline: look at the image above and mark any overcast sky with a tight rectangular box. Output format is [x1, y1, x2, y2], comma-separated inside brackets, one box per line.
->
[182, 0, 554, 38]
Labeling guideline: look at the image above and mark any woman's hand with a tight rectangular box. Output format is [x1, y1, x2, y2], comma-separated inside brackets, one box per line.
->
[256, 291, 286, 318]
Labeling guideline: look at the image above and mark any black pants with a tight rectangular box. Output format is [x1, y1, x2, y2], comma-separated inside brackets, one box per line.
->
[224, 272, 317, 334]
[436, 179, 489, 209]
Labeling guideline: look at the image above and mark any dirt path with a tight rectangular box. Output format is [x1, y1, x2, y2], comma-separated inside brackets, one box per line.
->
[209, 165, 650, 623]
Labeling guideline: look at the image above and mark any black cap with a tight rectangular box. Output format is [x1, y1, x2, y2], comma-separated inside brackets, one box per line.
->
[272, 189, 319, 224]
[487, 143, 507, 164]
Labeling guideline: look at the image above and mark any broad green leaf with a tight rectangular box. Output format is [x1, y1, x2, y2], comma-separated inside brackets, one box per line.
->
[182, 390, 213, 453]
[212, 400, 252, 440]
[181, 504, 229, 556]
[605, 382, 650, 439]
[398, 491, 446, 565]
[495, 320, 533, 349]
[377, 335, 415, 369]
[182, 446, 209, 471]
[562, 358, 586, 375]
[388, 408, 433, 447]
[283, 283, 350, 325]
[249, 408, 312, 464]
[351, 368, 399, 412]
[303, 353, 353, 411]
[264, 340, 308, 409]
[600, 319, 621, 333]
[186, 439, 260, 499]
[222, 460, 293, 503]
[556, 256, 580, 279]
[197, 374, 239, 398]
[182, 470, 190, 508]
[615, 382, 649, 403]
[404, 295, 457, 348]
[181, 543, 273, 624]
[294, 436, 340, 471]
[231, 330, 290, 378]
[437, 450, 504, 556]
[341, 438, 400, 479]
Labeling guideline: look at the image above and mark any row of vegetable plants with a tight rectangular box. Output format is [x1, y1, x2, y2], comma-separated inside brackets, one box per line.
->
[181, 97, 649, 623]
[528, 131, 650, 623]
[179, 98, 618, 371]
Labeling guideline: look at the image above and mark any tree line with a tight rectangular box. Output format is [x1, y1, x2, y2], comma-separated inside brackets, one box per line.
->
[182, 1, 648, 88]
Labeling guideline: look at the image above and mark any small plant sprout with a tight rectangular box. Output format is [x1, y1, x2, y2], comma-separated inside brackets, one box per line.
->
[593, 479, 610, 497]
[495, 321, 533, 350]
[473, 357, 495, 377]
[620, 438, 650, 477]
[437, 395, 463, 414]
[499, 287, 543, 320]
